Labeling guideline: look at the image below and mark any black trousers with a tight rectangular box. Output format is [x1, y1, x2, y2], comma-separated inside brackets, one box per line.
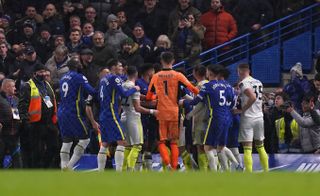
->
[0, 135, 22, 169]
[20, 122, 59, 168]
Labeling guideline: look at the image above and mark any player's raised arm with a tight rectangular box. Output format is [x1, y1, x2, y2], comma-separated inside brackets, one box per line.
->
[114, 76, 138, 97]
[178, 73, 200, 95]
[146, 75, 157, 101]
[182, 84, 207, 107]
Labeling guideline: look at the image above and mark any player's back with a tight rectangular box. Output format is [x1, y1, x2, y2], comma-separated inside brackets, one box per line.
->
[204, 80, 230, 119]
[151, 69, 186, 121]
[239, 76, 263, 118]
[99, 74, 117, 118]
[121, 80, 140, 118]
[59, 71, 86, 115]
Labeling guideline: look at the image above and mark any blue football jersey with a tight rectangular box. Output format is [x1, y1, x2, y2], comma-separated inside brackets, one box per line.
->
[59, 71, 96, 115]
[187, 80, 232, 119]
[136, 78, 149, 95]
[99, 74, 137, 119]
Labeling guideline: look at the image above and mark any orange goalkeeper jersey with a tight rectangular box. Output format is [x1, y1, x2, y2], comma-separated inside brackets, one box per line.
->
[146, 69, 199, 121]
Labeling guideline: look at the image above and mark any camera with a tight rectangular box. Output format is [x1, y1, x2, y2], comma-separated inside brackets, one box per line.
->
[279, 101, 292, 110]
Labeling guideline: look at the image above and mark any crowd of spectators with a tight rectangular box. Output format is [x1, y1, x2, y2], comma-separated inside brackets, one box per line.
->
[0, 0, 319, 168]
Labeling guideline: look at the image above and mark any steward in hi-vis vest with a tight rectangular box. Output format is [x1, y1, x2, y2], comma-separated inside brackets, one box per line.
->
[18, 63, 59, 168]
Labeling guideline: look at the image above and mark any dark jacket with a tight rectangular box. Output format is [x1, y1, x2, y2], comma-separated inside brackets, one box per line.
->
[18, 78, 56, 124]
[43, 16, 65, 36]
[233, 0, 274, 35]
[81, 62, 101, 87]
[0, 92, 20, 136]
[35, 36, 55, 63]
[119, 43, 144, 68]
[283, 76, 312, 114]
[92, 44, 118, 67]
[168, 5, 201, 38]
[135, 5, 169, 42]
[172, 26, 202, 62]
[0, 53, 15, 76]
[134, 36, 154, 60]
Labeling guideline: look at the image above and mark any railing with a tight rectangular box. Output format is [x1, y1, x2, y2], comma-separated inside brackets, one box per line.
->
[173, 3, 320, 85]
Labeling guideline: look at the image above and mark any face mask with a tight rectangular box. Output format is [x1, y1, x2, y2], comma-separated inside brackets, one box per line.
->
[268, 99, 274, 106]
[35, 74, 45, 81]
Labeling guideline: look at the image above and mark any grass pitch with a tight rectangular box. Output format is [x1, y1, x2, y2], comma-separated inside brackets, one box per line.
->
[0, 171, 318, 196]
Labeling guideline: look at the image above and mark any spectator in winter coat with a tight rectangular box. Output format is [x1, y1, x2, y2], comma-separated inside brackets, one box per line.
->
[66, 29, 84, 53]
[45, 45, 70, 100]
[135, 0, 169, 42]
[119, 37, 144, 69]
[0, 79, 22, 168]
[200, 0, 237, 50]
[84, 6, 104, 32]
[105, 14, 128, 53]
[284, 62, 312, 114]
[172, 14, 202, 62]
[287, 94, 320, 153]
[81, 23, 95, 48]
[168, 0, 201, 38]
[132, 23, 154, 61]
[92, 31, 118, 67]
[36, 25, 55, 63]
[42, 3, 65, 36]
[233, 0, 273, 35]
[146, 34, 172, 64]
[116, 10, 133, 39]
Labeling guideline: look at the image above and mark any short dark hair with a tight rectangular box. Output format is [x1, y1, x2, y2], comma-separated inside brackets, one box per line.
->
[221, 67, 230, 80]
[193, 64, 206, 77]
[207, 64, 224, 75]
[275, 92, 289, 102]
[127, 66, 137, 77]
[139, 63, 154, 75]
[238, 63, 250, 70]
[314, 73, 320, 81]
[160, 51, 174, 64]
[107, 58, 119, 69]
[70, 28, 82, 35]
[67, 57, 81, 71]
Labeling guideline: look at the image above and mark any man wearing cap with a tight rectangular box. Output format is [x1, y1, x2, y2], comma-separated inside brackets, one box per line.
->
[284, 62, 312, 114]
[18, 63, 59, 168]
[13, 20, 38, 46]
[80, 48, 100, 87]
[105, 14, 128, 53]
[19, 45, 43, 88]
[36, 25, 54, 62]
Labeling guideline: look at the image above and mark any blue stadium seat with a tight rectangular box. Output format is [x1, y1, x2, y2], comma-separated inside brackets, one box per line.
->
[227, 60, 247, 85]
[251, 45, 281, 84]
[283, 32, 313, 71]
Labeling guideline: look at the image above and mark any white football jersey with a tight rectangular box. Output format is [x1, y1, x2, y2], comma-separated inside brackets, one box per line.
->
[121, 80, 141, 118]
[239, 76, 263, 118]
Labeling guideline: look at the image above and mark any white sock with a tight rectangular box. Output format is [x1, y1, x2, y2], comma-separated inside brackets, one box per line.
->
[217, 151, 229, 171]
[60, 142, 73, 169]
[230, 147, 242, 167]
[143, 152, 153, 170]
[115, 145, 125, 171]
[97, 146, 108, 171]
[67, 139, 90, 169]
[206, 149, 218, 171]
[224, 147, 239, 166]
